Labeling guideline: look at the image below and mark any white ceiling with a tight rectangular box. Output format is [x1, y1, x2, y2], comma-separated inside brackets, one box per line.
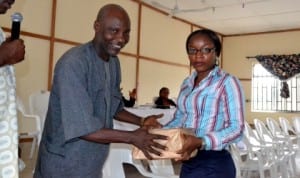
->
[142, 0, 300, 35]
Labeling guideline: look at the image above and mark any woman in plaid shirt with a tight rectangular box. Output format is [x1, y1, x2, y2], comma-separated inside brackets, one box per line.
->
[164, 29, 245, 178]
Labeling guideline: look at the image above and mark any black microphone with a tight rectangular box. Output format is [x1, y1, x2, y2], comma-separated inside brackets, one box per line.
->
[11, 12, 23, 40]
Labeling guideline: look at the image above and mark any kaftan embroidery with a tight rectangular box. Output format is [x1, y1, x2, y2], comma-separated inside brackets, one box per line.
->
[0, 28, 19, 178]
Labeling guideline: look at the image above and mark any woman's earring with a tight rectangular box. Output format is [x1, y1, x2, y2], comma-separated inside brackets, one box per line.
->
[215, 58, 219, 66]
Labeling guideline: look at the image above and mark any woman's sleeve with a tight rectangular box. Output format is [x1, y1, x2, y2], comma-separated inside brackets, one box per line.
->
[203, 76, 245, 150]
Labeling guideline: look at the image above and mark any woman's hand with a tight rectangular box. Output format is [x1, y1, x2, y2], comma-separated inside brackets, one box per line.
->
[129, 88, 137, 99]
[176, 134, 202, 161]
[142, 113, 164, 129]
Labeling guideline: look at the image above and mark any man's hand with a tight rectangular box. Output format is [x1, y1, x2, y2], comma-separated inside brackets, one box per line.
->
[0, 39, 25, 66]
[142, 113, 164, 129]
[132, 128, 168, 159]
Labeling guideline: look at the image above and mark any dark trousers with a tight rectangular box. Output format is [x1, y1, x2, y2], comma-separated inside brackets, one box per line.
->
[180, 150, 236, 178]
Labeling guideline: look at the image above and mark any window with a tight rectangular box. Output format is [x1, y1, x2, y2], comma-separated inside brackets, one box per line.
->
[252, 63, 300, 112]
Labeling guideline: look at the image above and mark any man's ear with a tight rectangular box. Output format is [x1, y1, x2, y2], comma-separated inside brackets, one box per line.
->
[94, 21, 100, 32]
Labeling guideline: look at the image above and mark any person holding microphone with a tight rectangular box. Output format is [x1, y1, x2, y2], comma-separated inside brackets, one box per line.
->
[0, 0, 26, 177]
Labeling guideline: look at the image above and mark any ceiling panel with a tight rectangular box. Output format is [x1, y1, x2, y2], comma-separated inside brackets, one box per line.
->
[142, 0, 300, 35]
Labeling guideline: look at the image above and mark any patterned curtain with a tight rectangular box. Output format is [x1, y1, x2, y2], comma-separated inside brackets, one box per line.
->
[255, 54, 300, 98]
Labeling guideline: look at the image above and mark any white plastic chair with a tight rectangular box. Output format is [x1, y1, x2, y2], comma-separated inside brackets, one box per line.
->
[242, 123, 282, 178]
[254, 118, 295, 177]
[28, 90, 50, 144]
[293, 117, 300, 134]
[244, 122, 265, 152]
[229, 143, 242, 178]
[17, 96, 41, 159]
[279, 117, 297, 136]
[267, 117, 299, 152]
[230, 140, 277, 178]
[279, 117, 300, 147]
[266, 117, 284, 138]
[102, 143, 178, 178]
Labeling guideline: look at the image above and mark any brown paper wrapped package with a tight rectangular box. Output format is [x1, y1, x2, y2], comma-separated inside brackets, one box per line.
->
[132, 128, 197, 159]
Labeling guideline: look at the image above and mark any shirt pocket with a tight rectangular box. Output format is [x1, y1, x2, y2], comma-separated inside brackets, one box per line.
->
[201, 92, 220, 118]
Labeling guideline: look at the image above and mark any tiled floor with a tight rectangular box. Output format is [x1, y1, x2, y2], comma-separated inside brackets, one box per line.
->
[19, 142, 181, 178]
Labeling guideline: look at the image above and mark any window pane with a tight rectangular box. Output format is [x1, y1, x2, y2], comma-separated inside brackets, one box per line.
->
[252, 63, 300, 112]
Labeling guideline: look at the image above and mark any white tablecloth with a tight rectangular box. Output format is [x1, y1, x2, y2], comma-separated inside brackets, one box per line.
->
[113, 107, 176, 130]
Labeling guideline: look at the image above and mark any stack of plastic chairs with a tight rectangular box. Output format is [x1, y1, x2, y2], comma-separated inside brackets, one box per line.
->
[244, 122, 265, 152]
[292, 117, 300, 176]
[230, 134, 278, 178]
[266, 117, 298, 149]
[279, 117, 297, 135]
[293, 117, 300, 135]
[254, 118, 296, 177]
[278, 117, 300, 148]
[266, 117, 285, 138]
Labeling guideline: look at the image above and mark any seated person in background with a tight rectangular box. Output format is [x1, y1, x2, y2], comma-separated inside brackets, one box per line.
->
[155, 87, 177, 109]
[122, 88, 137, 107]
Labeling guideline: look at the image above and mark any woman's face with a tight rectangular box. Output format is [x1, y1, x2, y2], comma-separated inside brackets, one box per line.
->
[160, 89, 169, 99]
[187, 34, 216, 74]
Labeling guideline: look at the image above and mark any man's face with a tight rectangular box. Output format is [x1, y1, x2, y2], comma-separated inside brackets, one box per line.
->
[0, 0, 15, 14]
[94, 9, 131, 60]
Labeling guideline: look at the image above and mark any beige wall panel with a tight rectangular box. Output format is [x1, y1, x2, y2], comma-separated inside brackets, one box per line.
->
[119, 55, 137, 101]
[15, 37, 49, 110]
[223, 30, 300, 123]
[240, 81, 252, 124]
[138, 60, 189, 105]
[15, 37, 49, 99]
[245, 112, 298, 125]
[55, 0, 138, 54]
[223, 31, 300, 79]
[140, 7, 190, 65]
[192, 26, 201, 31]
[0, 0, 52, 35]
